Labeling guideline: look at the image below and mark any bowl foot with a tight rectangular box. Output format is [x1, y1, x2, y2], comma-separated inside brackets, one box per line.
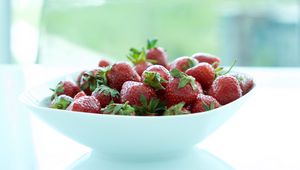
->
[70, 148, 233, 170]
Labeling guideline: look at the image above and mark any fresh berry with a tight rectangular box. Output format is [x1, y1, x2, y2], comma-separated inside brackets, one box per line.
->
[92, 85, 120, 107]
[208, 75, 242, 105]
[51, 81, 80, 100]
[50, 95, 73, 110]
[229, 72, 254, 95]
[127, 48, 152, 76]
[102, 102, 135, 116]
[98, 59, 110, 67]
[142, 65, 170, 88]
[192, 52, 221, 68]
[146, 38, 168, 67]
[163, 102, 190, 115]
[166, 69, 201, 106]
[186, 63, 215, 91]
[67, 96, 101, 114]
[74, 91, 86, 100]
[169, 56, 198, 72]
[191, 94, 220, 113]
[107, 62, 141, 91]
[120, 81, 157, 107]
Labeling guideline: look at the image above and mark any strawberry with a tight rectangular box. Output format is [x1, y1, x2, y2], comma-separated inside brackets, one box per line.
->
[92, 85, 120, 108]
[146, 38, 168, 67]
[67, 96, 101, 114]
[102, 102, 135, 116]
[127, 48, 153, 76]
[51, 81, 80, 100]
[120, 81, 157, 107]
[163, 102, 190, 115]
[185, 62, 215, 91]
[169, 56, 198, 72]
[74, 91, 86, 100]
[165, 69, 201, 106]
[50, 95, 73, 110]
[78, 68, 107, 95]
[142, 65, 170, 87]
[208, 75, 242, 105]
[106, 62, 141, 91]
[191, 52, 221, 68]
[229, 72, 254, 95]
[98, 59, 110, 67]
[191, 94, 220, 113]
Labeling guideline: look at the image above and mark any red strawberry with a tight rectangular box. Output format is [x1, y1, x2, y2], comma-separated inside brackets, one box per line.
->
[166, 69, 201, 106]
[142, 65, 170, 87]
[229, 72, 254, 95]
[120, 81, 157, 106]
[127, 48, 153, 76]
[185, 63, 215, 91]
[191, 94, 220, 113]
[107, 62, 141, 91]
[192, 52, 221, 68]
[51, 81, 80, 100]
[67, 96, 101, 114]
[208, 75, 242, 105]
[98, 59, 110, 67]
[92, 85, 120, 108]
[146, 38, 168, 67]
[169, 56, 198, 72]
[102, 102, 135, 116]
[74, 91, 86, 100]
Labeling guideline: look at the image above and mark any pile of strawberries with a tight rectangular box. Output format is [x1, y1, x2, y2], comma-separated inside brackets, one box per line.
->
[49, 38, 254, 116]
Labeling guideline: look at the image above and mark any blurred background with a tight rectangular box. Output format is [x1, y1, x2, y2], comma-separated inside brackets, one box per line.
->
[1, 0, 299, 66]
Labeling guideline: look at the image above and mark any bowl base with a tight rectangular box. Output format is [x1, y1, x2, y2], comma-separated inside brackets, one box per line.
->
[69, 148, 233, 170]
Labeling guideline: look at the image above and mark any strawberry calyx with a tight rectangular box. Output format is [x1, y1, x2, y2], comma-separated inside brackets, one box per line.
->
[202, 101, 216, 111]
[215, 59, 237, 78]
[134, 95, 166, 116]
[50, 95, 73, 110]
[103, 101, 135, 116]
[143, 71, 167, 90]
[50, 81, 65, 100]
[163, 102, 190, 115]
[170, 68, 198, 91]
[93, 85, 119, 97]
[147, 38, 158, 50]
[80, 67, 108, 93]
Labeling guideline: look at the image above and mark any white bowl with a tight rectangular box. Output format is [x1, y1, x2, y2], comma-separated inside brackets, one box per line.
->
[20, 72, 255, 161]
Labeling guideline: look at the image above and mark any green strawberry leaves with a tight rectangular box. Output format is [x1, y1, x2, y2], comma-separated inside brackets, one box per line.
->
[170, 68, 198, 91]
[127, 48, 147, 65]
[215, 59, 237, 78]
[94, 85, 119, 97]
[50, 95, 73, 110]
[147, 38, 158, 50]
[134, 95, 166, 116]
[163, 102, 190, 115]
[50, 81, 65, 100]
[143, 71, 167, 90]
[202, 101, 216, 111]
[103, 102, 135, 116]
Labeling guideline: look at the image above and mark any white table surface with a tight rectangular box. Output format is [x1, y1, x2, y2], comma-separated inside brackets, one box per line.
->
[1, 65, 300, 170]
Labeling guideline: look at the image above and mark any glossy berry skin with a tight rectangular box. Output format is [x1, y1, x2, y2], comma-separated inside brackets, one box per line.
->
[208, 75, 242, 105]
[98, 59, 110, 67]
[229, 72, 254, 95]
[191, 52, 221, 68]
[169, 56, 198, 72]
[186, 63, 215, 91]
[120, 81, 157, 106]
[142, 65, 171, 88]
[67, 96, 101, 114]
[165, 78, 200, 107]
[74, 91, 86, 100]
[52, 81, 80, 100]
[191, 94, 220, 113]
[107, 62, 141, 91]
[92, 86, 120, 108]
[146, 47, 168, 67]
[134, 61, 153, 76]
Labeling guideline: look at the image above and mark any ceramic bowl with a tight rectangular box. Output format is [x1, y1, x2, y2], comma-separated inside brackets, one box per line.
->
[20, 72, 254, 161]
